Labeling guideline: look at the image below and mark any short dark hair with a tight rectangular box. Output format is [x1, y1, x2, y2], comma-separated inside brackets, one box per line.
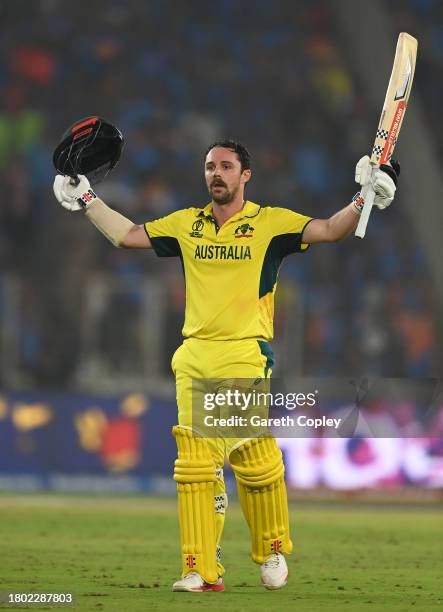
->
[205, 139, 251, 172]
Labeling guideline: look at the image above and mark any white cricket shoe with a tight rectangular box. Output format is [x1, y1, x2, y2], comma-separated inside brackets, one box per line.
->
[260, 552, 288, 590]
[172, 572, 224, 592]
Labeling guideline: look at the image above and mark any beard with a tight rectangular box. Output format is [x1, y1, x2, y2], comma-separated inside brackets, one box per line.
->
[209, 182, 239, 205]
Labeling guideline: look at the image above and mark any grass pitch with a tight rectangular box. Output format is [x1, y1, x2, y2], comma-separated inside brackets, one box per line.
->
[0, 495, 442, 611]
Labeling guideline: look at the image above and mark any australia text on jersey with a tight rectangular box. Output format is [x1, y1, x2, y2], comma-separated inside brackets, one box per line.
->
[194, 245, 252, 260]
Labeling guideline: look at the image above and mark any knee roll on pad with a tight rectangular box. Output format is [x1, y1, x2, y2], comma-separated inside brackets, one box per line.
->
[172, 425, 218, 583]
[230, 435, 293, 563]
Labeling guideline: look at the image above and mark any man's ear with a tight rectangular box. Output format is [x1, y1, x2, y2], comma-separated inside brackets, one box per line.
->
[242, 169, 252, 184]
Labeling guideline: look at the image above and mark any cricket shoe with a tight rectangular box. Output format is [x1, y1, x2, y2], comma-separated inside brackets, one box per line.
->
[172, 572, 224, 592]
[260, 552, 288, 590]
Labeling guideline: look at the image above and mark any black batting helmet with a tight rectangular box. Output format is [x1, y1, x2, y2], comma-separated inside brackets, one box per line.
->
[53, 116, 124, 185]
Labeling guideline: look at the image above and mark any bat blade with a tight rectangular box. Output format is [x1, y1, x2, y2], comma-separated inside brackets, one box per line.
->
[370, 32, 417, 166]
[355, 33, 418, 239]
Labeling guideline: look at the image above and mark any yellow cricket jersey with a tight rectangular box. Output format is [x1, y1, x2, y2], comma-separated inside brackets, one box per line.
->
[145, 201, 313, 341]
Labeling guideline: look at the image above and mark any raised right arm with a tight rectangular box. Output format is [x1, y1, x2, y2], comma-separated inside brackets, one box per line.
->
[53, 174, 151, 249]
[118, 222, 151, 249]
[86, 200, 151, 249]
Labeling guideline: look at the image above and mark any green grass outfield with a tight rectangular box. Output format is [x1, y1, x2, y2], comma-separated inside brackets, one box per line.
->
[0, 495, 442, 612]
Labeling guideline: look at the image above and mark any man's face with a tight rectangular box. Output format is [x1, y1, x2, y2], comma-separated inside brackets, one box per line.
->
[205, 147, 251, 205]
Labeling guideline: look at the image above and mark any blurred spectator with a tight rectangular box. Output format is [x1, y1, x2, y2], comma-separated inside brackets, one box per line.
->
[0, 0, 439, 387]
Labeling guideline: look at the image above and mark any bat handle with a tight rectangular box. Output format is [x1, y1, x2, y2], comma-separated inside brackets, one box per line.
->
[355, 172, 376, 239]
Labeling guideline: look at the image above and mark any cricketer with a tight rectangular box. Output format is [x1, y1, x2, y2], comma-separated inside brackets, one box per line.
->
[53, 139, 398, 592]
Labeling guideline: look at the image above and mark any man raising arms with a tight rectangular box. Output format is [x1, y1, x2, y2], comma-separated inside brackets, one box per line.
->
[53, 140, 397, 591]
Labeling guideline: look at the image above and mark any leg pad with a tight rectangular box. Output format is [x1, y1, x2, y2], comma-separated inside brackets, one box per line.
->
[230, 435, 293, 563]
[173, 425, 218, 583]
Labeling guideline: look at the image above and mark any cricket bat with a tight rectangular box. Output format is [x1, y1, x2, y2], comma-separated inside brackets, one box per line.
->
[355, 32, 418, 238]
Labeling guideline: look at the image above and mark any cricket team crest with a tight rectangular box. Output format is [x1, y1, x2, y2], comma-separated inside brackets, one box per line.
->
[234, 223, 254, 238]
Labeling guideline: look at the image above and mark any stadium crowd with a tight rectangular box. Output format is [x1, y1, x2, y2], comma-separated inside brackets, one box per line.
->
[0, 0, 439, 388]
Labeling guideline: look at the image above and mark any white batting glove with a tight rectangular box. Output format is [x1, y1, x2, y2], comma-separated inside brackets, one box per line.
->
[355, 155, 397, 210]
[53, 174, 98, 212]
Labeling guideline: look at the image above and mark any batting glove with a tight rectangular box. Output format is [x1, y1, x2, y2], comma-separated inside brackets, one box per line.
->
[53, 174, 98, 212]
[354, 155, 400, 211]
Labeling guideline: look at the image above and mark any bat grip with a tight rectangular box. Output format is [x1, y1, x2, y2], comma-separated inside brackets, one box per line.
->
[355, 173, 376, 239]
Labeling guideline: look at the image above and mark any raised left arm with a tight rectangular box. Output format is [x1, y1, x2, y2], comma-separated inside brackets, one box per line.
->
[302, 156, 400, 244]
[302, 203, 359, 243]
